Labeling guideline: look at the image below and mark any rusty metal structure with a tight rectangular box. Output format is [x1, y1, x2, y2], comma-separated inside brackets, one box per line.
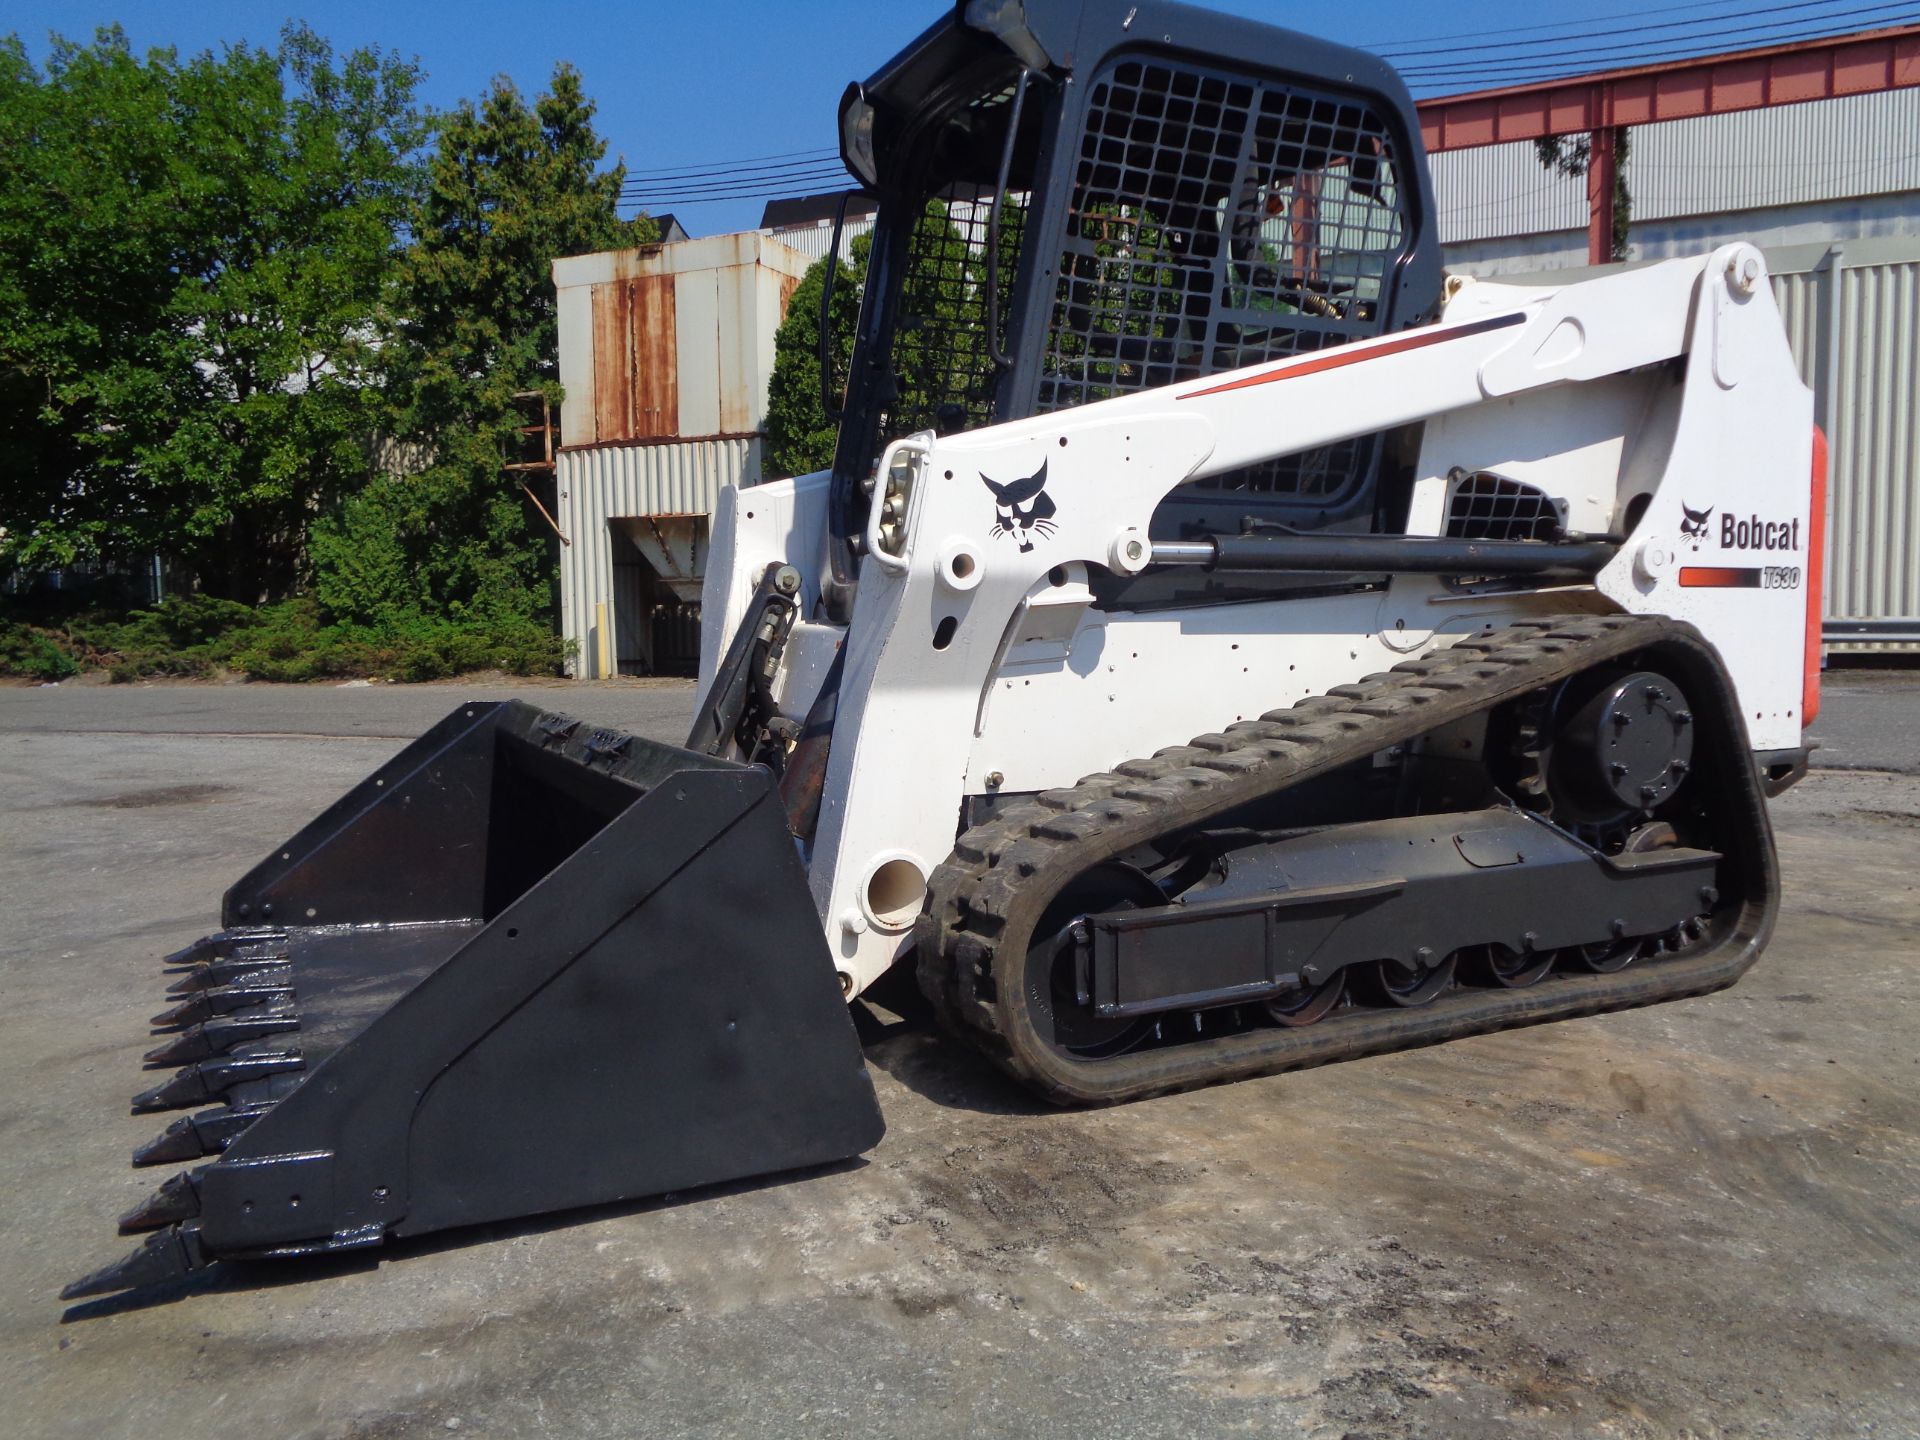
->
[551, 232, 813, 674]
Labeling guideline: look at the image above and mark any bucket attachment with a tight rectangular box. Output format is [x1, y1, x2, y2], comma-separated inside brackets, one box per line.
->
[66, 701, 884, 1300]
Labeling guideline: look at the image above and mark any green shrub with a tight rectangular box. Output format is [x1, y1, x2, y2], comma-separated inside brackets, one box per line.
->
[0, 594, 572, 683]
[0, 620, 82, 681]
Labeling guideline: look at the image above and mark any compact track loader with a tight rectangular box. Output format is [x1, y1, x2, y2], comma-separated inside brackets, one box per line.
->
[68, 0, 1823, 1299]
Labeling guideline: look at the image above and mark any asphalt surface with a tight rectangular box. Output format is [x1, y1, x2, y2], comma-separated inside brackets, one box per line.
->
[0, 672, 695, 741]
[3, 670, 1918, 1438]
[1809, 664, 1920, 774]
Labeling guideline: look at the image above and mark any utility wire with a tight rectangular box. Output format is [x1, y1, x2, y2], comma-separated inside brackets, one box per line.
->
[1365, 0, 1771, 48]
[619, 146, 836, 179]
[622, 176, 843, 198]
[1374, 0, 1907, 60]
[1395, 3, 1919, 72]
[1395, 8, 1919, 79]
[621, 154, 842, 190]
[622, 171, 849, 203]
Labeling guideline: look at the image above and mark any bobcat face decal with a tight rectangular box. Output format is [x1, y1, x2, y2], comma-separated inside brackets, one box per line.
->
[1679, 502, 1713, 547]
[982, 461, 1057, 553]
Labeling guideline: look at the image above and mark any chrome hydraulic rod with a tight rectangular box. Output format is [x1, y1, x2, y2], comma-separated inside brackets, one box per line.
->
[1149, 533, 1618, 577]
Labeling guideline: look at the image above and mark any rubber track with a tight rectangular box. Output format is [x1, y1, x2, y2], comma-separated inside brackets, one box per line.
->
[915, 614, 1779, 1104]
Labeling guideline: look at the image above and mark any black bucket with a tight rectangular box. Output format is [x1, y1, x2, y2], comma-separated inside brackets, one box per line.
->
[67, 701, 883, 1299]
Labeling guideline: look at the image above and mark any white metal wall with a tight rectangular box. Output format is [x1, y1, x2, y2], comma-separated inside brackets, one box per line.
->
[766, 215, 878, 264]
[1742, 238, 1919, 648]
[1431, 89, 1920, 247]
[557, 437, 760, 676]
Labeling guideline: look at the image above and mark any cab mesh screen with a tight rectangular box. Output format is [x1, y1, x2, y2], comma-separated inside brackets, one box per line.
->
[877, 189, 1028, 444]
[1039, 57, 1415, 507]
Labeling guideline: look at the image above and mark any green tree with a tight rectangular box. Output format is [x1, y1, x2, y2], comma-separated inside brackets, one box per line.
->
[336, 65, 655, 627]
[764, 235, 866, 479]
[0, 25, 428, 598]
[764, 200, 1000, 479]
[1535, 129, 1632, 262]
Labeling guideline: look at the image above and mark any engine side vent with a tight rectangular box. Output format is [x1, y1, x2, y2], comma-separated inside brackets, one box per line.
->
[1444, 470, 1565, 541]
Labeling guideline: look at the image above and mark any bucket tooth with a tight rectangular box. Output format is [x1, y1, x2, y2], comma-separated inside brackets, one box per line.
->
[132, 1051, 303, 1113]
[142, 1005, 299, 1065]
[164, 957, 291, 995]
[133, 1105, 269, 1166]
[161, 930, 288, 971]
[118, 1169, 203, 1233]
[62, 1224, 212, 1301]
[156, 971, 292, 1016]
[132, 1115, 202, 1166]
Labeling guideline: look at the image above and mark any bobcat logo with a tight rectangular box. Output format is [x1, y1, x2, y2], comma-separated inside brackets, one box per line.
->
[1679, 502, 1713, 548]
[982, 461, 1058, 552]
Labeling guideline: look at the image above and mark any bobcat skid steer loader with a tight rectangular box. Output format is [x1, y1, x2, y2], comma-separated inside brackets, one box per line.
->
[67, 0, 1823, 1298]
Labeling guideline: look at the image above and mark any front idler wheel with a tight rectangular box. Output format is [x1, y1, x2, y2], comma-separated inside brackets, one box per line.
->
[1025, 862, 1164, 1060]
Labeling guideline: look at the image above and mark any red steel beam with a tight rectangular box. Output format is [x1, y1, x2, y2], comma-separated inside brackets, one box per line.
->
[1418, 24, 1920, 153]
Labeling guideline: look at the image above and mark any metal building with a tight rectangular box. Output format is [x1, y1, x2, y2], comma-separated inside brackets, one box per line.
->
[551, 231, 812, 675]
[1432, 88, 1920, 274]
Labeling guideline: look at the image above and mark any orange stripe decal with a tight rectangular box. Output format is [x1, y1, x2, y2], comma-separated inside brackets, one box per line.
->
[1179, 311, 1528, 400]
[1679, 566, 1761, 588]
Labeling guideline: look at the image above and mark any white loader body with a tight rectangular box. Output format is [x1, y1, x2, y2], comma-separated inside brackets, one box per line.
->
[703, 244, 1816, 998]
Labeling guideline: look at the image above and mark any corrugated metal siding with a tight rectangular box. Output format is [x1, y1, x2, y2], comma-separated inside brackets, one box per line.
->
[557, 437, 760, 675]
[1769, 261, 1829, 404]
[1431, 141, 1586, 244]
[1829, 254, 1920, 637]
[766, 215, 877, 264]
[1763, 241, 1920, 649]
[1431, 90, 1920, 245]
[1632, 89, 1920, 222]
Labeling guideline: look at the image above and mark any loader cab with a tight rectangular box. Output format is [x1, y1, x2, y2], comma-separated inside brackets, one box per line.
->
[822, 0, 1446, 610]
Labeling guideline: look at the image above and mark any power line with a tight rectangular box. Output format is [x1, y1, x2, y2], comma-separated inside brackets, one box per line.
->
[1374, 0, 1904, 60]
[620, 154, 842, 190]
[1395, 7, 1920, 79]
[619, 146, 835, 179]
[1365, 0, 1766, 48]
[1395, 4, 1920, 74]
[621, 171, 850, 203]
[623, 173, 848, 200]
[624, 181, 853, 208]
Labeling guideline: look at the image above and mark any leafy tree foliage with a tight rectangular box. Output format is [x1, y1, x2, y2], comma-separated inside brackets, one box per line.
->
[1534, 128, 1633, 262]
[317, 65, 654, 627]
[2, 30, 649, 668]
[764, 235, 867, 479]
[764, 201, 1011, 479]
[0, 25, 428, 598]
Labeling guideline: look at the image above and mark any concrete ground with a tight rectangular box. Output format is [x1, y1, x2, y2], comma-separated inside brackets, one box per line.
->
[2, 670, 1916, 1439]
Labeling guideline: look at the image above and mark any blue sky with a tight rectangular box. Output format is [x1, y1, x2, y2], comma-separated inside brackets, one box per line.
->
[7, 0, 1903, 235]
